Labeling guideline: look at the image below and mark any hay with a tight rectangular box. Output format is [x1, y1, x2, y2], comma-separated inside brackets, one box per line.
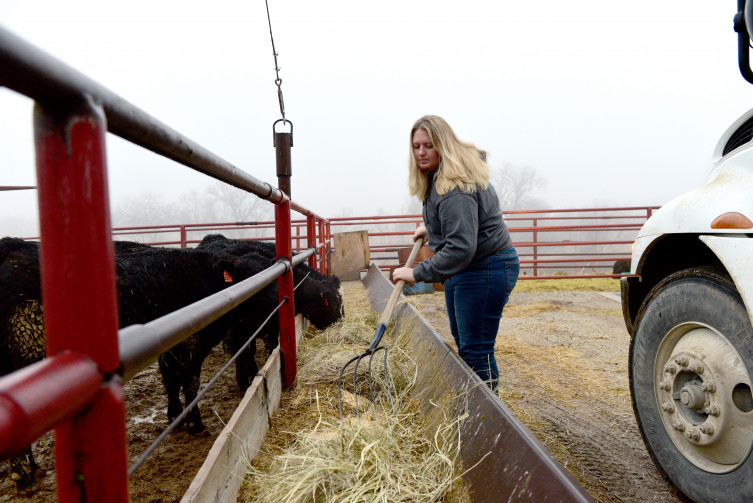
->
[513, 277, 620, 293]
[243, 392, 468, 503]
[240, 281, 471, 503]
[503, 302, 567, 318]
[496, 338, 615, 403]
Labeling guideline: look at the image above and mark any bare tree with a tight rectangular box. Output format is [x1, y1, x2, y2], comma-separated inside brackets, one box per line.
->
[490, 162, 548, 210]
[111, 182, 276, 243]
[176, 190, 223, 224]
[334, 206, 356, 218]
[206, 181, 269, 223]
[113, 192, 181, 227]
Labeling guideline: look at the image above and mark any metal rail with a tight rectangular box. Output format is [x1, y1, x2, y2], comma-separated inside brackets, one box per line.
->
[330, 208, 652, 279]
[0, 25, 331, 501]
[0, 185, 36, 191]
[118, 262, 288, 381]
[0, 27, 321, 221]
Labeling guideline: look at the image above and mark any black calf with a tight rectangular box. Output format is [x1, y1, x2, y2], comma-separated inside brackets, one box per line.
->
[197, 234, 344, 392]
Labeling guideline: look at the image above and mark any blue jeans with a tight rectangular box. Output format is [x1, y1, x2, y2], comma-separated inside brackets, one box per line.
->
[444, 247, 519, 390]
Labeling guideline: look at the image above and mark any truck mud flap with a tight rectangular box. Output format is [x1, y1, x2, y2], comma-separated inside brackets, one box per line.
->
[363, 264, 594, 503]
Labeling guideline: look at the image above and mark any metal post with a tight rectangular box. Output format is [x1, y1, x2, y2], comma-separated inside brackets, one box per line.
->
[318, 218, 326, 274]
[326, 220, 332, 275]
[275, 130, 296, 387]
[33, 98, 128, 503]
[532, 218, 539, 277]
[307, 215, 316, 268]
[274, 131, 292, 198]
[275, 200, 296, 388]
[180, 226, 187, 248]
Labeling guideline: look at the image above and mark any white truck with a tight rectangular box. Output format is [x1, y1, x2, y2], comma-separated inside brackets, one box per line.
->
[621, 3, 753, 501]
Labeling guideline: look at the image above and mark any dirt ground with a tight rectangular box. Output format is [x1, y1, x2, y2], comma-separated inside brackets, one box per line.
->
[411, 288, 684, 503]
[0, 344, 251, 503]
[1, 283, 685, 503]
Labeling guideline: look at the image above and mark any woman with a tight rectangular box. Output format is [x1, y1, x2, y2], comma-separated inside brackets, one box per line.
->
[393, 115, 519, 391]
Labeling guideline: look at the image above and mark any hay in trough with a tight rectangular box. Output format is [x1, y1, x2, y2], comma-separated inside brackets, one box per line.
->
[242, 393, 469, 503]
[240, 281, 472, 503]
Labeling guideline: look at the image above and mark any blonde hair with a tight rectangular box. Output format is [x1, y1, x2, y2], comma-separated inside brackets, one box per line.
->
[408, 115, 489, 202]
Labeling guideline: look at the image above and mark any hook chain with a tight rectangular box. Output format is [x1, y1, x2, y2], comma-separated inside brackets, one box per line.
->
[265, 0, 287, 124]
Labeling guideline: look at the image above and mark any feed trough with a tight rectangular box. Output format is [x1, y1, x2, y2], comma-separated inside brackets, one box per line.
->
[182, 264, 594, 502]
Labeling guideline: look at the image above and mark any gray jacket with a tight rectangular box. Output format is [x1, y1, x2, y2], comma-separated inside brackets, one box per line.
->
[412, 173, 513, 284]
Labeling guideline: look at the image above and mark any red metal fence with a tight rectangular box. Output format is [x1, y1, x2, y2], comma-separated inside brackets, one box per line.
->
[108, 219, 329, 260]
[85, 205, 656, 281]
[0, 26, 330, 502]
[328, 206, 657, 280]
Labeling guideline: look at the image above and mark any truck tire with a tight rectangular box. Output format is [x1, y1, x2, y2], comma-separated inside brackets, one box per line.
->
[631, 267, 753, 503]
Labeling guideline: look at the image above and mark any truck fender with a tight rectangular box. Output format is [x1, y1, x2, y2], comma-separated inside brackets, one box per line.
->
[699, 235, 753, 324]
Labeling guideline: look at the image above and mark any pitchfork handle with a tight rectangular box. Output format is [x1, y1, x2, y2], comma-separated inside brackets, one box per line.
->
[380, 238, 425, 325]
[366, 238, 425, 352]
[366, 238, 422, 345]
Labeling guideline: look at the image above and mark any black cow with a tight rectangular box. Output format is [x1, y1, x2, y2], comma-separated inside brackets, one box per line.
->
[197, 234, 343, 392]
[0, 236, 342, 490]
[0, 239, 45, 490]
[197, 234, 277, 259]
[0, 238, 152, 489]
[115, 247, 251, 434]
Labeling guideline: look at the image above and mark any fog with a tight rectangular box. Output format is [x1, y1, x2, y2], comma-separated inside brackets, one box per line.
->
[1, 0, 752, 237]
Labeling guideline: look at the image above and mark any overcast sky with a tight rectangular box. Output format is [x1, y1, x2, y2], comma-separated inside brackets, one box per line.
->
[1, 0, 752, 237]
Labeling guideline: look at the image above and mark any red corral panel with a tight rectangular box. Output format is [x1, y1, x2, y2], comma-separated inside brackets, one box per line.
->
[34, 99, 129, 503]
[0, 351, 101, 457]
[275, 200, 297, 388]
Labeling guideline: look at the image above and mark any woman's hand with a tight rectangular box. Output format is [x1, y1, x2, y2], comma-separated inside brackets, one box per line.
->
[413, 225, 427, 243]
[392, 267, 416, 284]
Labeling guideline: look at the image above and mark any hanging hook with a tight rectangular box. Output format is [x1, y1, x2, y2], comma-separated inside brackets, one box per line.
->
[273, 119, 293, 147]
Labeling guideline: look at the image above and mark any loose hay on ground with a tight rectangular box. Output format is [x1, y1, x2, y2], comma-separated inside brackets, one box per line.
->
[513, 277, 620, 293]
[239, 281, 471, 503]
[496, 338, 613, 401]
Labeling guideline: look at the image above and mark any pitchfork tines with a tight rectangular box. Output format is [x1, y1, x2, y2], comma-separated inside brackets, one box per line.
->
[337, 238, 425, 426]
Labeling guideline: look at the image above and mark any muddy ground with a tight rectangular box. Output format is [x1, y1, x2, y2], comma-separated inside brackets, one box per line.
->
[0, 343, 253, 503]
[2, 283, 684, 502]
[411, 288, 684, 503]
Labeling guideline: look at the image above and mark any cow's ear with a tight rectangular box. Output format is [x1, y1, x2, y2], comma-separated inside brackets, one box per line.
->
[218, 260, 235, 283]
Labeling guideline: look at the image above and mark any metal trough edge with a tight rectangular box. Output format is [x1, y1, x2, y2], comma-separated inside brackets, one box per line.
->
[363, 263, 594, 503]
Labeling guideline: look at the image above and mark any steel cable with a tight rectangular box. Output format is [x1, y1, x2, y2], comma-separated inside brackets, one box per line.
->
[128, 297, 287, 476]
[265, 0, 287, 124]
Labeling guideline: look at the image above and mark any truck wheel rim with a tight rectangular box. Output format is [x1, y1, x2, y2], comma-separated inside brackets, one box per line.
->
[654, 322, 753, 473]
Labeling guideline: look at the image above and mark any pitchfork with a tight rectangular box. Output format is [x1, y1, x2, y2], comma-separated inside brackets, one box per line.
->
[337, 238, 425, 425]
